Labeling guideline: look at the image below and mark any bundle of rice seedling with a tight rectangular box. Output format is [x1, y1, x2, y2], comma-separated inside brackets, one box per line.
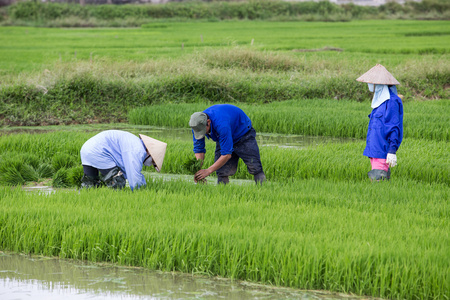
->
[52, 168, 71, 188]
[182, 156, 206, 184]
[0, 155, 26, 186]
[36, 163, 54, 178]
[67, 166, 84, 188]
[182, 156, 203, 174]
[52, 153, 76, 172]
[19, 164, 39, 182]
[0, 167, 25, 186]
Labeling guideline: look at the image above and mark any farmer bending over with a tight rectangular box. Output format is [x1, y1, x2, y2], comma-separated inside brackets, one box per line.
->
[356, 64, 404, 181]
[189, 104, 266, 185]
[80, 130, 167, 190]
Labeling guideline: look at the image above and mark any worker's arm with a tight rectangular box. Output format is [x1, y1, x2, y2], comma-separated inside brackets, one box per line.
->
[194, 154, 231, 181]
[121, 150, 146, 191]
[195, 152, 205, 161]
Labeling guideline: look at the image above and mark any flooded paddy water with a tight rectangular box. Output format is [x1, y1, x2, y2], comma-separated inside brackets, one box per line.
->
[0, 124, 355, 149]
[0, 253, 376, 300]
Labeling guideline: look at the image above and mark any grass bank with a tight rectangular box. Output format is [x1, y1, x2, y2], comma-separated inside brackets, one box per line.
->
[0, 178, 448, 300]
[1, 0, 449, 28]
[1, 21, 448, 126]
[1, 52, 448, 126]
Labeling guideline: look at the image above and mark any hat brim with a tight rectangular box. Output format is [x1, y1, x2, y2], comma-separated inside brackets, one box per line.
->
[356, 64, 400, 85]
[193, 127, 207, 140]
[139, 134, 167, 172]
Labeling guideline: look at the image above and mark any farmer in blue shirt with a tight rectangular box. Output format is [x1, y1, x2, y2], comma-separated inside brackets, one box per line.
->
[80, 130, 167, 190]
[356, 64, 403, 181]
[189, 104, 266, 184]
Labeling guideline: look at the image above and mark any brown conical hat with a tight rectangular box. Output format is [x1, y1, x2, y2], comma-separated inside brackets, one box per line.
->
[139, 134, 167, 172]
[356, 64, 400, 85]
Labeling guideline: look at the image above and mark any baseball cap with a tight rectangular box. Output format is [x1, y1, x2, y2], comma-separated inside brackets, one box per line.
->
[189, 112, 208, 140]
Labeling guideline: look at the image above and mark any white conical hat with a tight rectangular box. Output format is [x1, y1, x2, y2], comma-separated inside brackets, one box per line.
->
[139, 134, 167, 172]
[356, 64, 400, 85]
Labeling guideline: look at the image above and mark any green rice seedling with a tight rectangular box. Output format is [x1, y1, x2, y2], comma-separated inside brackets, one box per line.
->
[0, 167, 25, 186]
[52, 167, 70, 188]
[0, 132, 86, 162]
[19, 164, 39, 182]
[67, 165, 84, 188]
[0, 177, 448, 299]
[129, 99, 450, 142]
[52, 152, 77, 172]
[182, 156, 206, 184]
[0, 129, 448, 186]
[0, 155, 23, 173]
[0, 155, 26, 185]
[182, 156, 203, 174]
[16, 153, 40, 170]
[36, 163, 54, 178]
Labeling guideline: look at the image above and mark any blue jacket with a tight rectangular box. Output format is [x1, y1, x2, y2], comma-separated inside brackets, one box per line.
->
[363, 89, 403, 159]
[80, 130, 147, 190]
[193, 104, 252, 155]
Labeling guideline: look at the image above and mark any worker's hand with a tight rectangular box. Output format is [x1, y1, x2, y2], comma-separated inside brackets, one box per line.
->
[386, 153, 397, 167]
[194, 169, 212, 182]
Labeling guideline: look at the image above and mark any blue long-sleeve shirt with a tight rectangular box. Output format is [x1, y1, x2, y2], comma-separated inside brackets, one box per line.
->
[80, 130, 147, 190]
[363, 88, 403, 159]
[193, 104, 252, 155]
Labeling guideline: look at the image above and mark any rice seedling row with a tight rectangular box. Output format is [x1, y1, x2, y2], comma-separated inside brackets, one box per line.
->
[0, 131, 448, 187]
[0, 177, 448, 300]
[128, 100, 450, 142]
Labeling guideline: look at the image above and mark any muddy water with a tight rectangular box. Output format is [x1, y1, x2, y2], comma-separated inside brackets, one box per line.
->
[0, 253, 372, 300]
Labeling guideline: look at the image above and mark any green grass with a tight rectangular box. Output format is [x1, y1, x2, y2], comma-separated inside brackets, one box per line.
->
[0, 178, 448, 299]
[0, 21, 448, 126]
[2, 0, 449, 28]
[1, 20, 449, 75]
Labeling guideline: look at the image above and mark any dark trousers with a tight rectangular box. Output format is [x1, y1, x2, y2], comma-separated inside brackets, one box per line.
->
[214, 127, 265, 184]
[82, 165, 116, 179]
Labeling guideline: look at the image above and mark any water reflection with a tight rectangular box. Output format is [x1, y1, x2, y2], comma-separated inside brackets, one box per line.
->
[0, 253, 373, 300]
[21, 186, 56, 195]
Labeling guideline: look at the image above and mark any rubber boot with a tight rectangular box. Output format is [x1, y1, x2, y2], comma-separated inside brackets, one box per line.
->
[102, 167, 126, 189]
[81, 175, 100, 189]
[368, 169, 390, 182]
[254, 172, 266, 185]
[217, 176, 229, 185]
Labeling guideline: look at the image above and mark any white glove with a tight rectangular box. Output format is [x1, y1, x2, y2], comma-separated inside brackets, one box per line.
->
[386, 153, 397, 168]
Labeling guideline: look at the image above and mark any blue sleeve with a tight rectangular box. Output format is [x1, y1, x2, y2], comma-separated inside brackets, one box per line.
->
[385, 98, 403, 154]
[193, 132, 206, 154]
[217, 125, 234, 155]
[121, 150, 146, 191]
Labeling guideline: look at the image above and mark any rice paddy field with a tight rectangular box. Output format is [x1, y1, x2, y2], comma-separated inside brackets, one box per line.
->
[0, 16, 449, 300]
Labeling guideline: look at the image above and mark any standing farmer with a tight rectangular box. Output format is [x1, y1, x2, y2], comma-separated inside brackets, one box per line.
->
[356, 64, 404, 181]
[80, 130, 167, 190]
[189, 104, 266, 184]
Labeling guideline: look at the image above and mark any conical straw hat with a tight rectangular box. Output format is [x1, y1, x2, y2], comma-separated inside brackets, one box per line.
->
[356, 64, 400, 85]
[139, 134, 167, 172]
